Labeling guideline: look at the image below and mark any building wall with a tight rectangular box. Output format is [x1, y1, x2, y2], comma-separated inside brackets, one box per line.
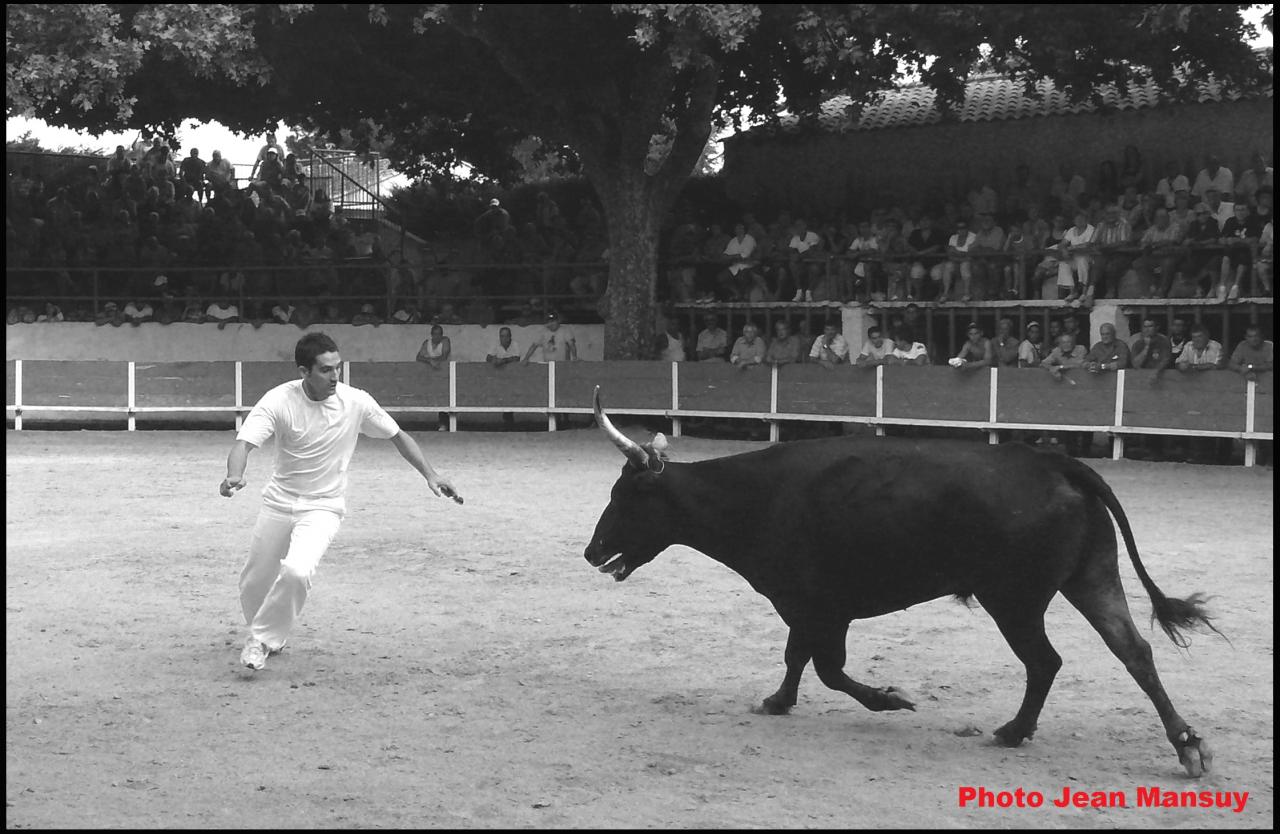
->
[722, 99, 1274, 219]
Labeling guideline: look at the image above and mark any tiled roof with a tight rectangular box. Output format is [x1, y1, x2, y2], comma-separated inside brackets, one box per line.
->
[769, 74, 1272, 135]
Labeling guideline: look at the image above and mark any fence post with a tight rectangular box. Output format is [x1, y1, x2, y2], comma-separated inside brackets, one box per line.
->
[988, 366, 1000, 445]
[14, 359, 22, 431]
[670, 361, 681, 438]
[874, 364, 886, 437]
[235, 361, 243, 432]
[448, 361, 458, 433]
[1244, 377, 1257, 468]
[1112, 370, 1126, 461]
[547, 361, 557, 432]
[768, 363, 780, 442]
[127, 361, 136, 432]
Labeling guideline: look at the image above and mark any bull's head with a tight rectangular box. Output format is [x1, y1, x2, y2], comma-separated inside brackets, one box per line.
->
[584, 386, 673, 581]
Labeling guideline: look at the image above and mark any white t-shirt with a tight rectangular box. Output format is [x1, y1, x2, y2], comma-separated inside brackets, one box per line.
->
[891, 342, 930, 362]
[237, 380, 400, 515]
[788, 231, 822, 255]
[948, 231, 977, 252]
[857, 339, 894, 362]
[488, 339, 521, 361]
[206, 303, 239, 321]
[809, 334, 849, 361]
[723, 234, 757, 275]
[530, 324, 575, 362]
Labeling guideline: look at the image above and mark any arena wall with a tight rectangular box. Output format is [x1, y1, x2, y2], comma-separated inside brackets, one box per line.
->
[4, 322, 605, 363]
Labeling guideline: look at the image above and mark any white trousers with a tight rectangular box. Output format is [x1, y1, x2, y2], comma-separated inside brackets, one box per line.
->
[239, 506, 341, 650]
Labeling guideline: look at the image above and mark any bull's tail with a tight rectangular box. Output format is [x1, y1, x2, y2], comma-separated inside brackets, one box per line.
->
[1052, 455, 1223, 648]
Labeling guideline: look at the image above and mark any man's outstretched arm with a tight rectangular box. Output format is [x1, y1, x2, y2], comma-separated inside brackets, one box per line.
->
[389, 431, 456, 499]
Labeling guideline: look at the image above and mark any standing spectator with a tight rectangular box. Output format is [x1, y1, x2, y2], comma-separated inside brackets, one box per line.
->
[694, 313, 729, 362]
[1018, 321, 1048, 368]
[765, 320, 803, 367]
[1175, 325, 1224, 372]
[938, 218, 976, 302]
[179, 149, 207, 203]
[1227, 326, 1274, 379]
[1083, 322, 1131, 373]
[249, 132, 284, 182]
[886, 328, 930, 366]
[729, 322, 767, 369]
[655, 319, 688, 363]
[991, 317, 1021, 367]
[1191, 153, 1234, 201]
[855, 325, 894, 366]
[105, 145, 131, 182]
[255, 148, 284, 194]
[1130, 318, 1172, 369]
[948, 321, 993, 371]
[486, 326, 522, 428]
[808, 321, 849, 368]
[1256, 215, 1274, 296]
[205, 149, 236, 195]
[474, 198, 511, 242]
[521, 311, 577, 364]
[416, 324, 452, 431]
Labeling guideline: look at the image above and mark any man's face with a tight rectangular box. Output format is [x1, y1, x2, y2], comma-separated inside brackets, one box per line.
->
[1154, 209, 1171, 229]
[1105, 207, 1121, 224]
[742, 325, 757, 343]
[1141, 321, 1159, 341]
[1171, 320, 1187, 339]
[967, 327, 982, 344]
[1192, 331, 1209, 350]
[703, 316, 718, 331]
[1058, 334, 1076, 352]
[774, 322, 790, 339]
[1235, 205, 1249, 221]
[499, 329, 512, 348]
[1099, 325, 1116, 345]
[954, 222, 968, 237]
[547, 319, 560, 332]
[894, 336, 912, 352]
[869, 331, 884, 347]
[1027, 327, 1042, 344]
[823, 325, 837, 342]
[997, 319, 1012, 337]
[301, 350, 341, 399]
[1245, 330, 1263, 349]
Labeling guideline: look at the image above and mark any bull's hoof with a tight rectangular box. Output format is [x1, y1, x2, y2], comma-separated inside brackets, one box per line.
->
[752, 695, 793, 715]
[872, 686, 916, 712]
[1176, 728, 1212, 778]
[992, 721, 1034, 747]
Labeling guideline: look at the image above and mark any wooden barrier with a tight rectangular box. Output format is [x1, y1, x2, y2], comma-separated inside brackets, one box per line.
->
[5, 360, 1272, 467]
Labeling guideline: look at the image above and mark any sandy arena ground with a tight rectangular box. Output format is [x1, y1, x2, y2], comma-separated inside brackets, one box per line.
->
[4, 428, 1274, 828]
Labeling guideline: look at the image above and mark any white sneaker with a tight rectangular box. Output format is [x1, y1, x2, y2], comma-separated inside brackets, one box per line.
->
[1227, 283, 1240, 301]
[791, 290, 804, 302]
[241, 639, 267, 671]
[804, 290, 813, 301]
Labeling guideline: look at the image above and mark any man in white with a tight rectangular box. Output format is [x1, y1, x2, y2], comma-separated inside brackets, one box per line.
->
[220, 332, 458, 671]
[1175, 325, 1224, 371]
[886, 330, 931, 366]
[937, 219, 977, 302]
[1057, 211, 1097, 302]
[1191, 153, 1234, 200]
[720, 222, 758, 300]
[809, 321, 849, 367]
[487, 326, 522, 366]
[695, 313, 729, 361]
[787, 219, 823, 302]
[520, 311, 577, 363]
[855, 325, 894, 366]
[1154, 160, 1190, 209]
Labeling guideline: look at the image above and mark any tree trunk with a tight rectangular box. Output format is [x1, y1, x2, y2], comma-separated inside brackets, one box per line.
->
[597, 180, 662, 360]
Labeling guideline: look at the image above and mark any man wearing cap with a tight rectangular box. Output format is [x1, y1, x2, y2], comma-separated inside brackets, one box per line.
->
[256, 147, 285, 193]
[1017, 321, 1048, 368]
[521, 311, 577, 364]
[949, 321, 993, 371]
[249, 132, 284, 181]
[475, 197, 511, 241]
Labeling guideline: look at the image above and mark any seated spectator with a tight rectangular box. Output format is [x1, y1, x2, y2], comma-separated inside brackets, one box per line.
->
[321, 302, 346, 324]
[1236, 151, 1273, 208]
[432, 302, 463, 325]
[906, 214, 947, 301]
[1130, 318, 1172, 369]
[390, 299, 423, 324]
[877, 219, 911, 301]
[351, 303, 383, 326]
[843, 221, 881, 302]
[1041, 331, 1087, 379]
[1018, 321, 1048, 367]
[1083, 322, 1131, 373]
[95, 301, 125, 327]
[937, 218, 976, 302]
[1000, 222, 1036, 299]
[487, 326, 522, 367]
[886, 328, 930, 366]
[1175, 324, 1224, 372]
[205, 298, 241, 329]
[1202, 187, 1234, 232]
[786, 218, 824, 302]
[1257, 216, 1274, 296]
[1091, 204, 1134, 299]
[521, 311, 577, 364]
[1218, 202, 1262, 301]
[765, 320, 803, 367]
[718, 222, 759, 301]
[293, 297, 321, 329]
[122, 298, 155, 326]
[948, 321, 993, 371]
[270, 299, 296, 326]
[655, 319, 688, 362]
[1155, 160, 1190, 209]
[729, 322, 767, 368]
[1057, 211, 1098, 302]
[855, 325, 894, 367]
[1191, 153, 1233, 201]
[1179, 203, 1224, 297]
[968, 214, 1005, 300]
[9, 305, 38, 324]
[1132, 207, 1186, 297]
[36, 301, 65, 323]
[695, 313, 729, 361]
[809, 321, 849, 368]
[1227, 326, 1274, 380]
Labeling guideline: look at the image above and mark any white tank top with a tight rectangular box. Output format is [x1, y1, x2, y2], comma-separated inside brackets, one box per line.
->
[660, 332, 686, 363]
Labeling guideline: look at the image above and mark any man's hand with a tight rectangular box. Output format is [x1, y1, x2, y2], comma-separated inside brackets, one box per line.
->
[220, 476, 246, 497]
[431, 476, 464, 504]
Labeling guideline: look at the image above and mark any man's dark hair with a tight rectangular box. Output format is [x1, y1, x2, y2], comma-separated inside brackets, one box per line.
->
[296, 332, 339, 370]
[1190, 324, 1210, 337]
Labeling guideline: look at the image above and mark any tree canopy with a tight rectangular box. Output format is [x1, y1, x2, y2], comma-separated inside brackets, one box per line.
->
[8, 3, 1273, 357]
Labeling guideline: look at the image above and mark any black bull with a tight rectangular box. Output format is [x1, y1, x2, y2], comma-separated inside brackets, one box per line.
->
[584, 389, 1218, 777]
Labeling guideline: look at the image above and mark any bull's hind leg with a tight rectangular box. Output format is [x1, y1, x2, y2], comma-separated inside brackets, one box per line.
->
[977, 593, 1062, 747]
[754, 629, 811, 715]
[1062, 571, 1212, 777]
[808, 625, 916, 712]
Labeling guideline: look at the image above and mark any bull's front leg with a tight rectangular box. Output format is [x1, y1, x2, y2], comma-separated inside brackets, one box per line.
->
[753, 628, 811, 715]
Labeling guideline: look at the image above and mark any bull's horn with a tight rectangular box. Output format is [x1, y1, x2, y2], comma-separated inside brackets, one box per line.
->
[594, 386, 648, 469]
